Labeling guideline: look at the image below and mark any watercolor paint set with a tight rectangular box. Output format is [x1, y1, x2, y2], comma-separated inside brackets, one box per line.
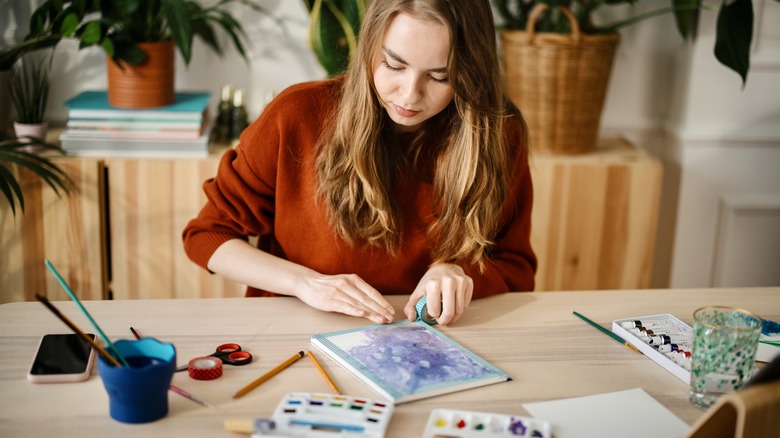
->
[611, 314, 692, 383]
[246, 392, 394, 437]
[423, 409, 551, 438]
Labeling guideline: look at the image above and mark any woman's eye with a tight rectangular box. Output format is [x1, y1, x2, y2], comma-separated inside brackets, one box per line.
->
[430, 75, 448, 84]
[382, 60, 403, 72]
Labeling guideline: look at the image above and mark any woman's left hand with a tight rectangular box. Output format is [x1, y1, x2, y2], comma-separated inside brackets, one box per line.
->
[404, 263, 473, 325]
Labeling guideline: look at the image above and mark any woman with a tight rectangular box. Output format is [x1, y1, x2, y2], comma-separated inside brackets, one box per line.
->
[183, 0, 536, 325]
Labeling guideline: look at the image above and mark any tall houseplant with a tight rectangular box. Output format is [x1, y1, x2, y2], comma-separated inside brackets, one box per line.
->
[302, 0, 365, 77]
[494, 0, 759, 84]
[0, 136, 73, 216]
[493, 0, 761, 153]
[6, 0, 282, 108]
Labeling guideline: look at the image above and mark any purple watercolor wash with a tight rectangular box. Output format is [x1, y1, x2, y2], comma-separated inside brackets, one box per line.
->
[345, 324, 492, 393]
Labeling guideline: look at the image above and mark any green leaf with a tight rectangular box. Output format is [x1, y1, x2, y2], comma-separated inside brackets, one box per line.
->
[0, 165, 23, 215]
[162, 0, 193, 64]
[11, 57, 50, 124]
[100, 38, 115, 57]
[29, 1, 55, 35]
[714, 0, 752, 86]
[112, 41, 148, 65]
[672, 0, 700, 40]
[59, 12, 80, 36]
[80, 20, 102, 44]
[0, 138, 74, 216]
[309, 0, 356, 76]
[190, 17, 221, 54]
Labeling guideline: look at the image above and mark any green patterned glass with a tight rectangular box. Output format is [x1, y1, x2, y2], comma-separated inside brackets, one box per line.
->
[689, 306, 762, 410]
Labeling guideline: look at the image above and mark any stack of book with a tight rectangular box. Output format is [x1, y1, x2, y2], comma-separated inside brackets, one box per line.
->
[60, 90, 212, 157]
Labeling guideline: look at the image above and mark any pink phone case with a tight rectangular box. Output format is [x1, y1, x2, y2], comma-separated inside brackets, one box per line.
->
[27, 334, 97, 383]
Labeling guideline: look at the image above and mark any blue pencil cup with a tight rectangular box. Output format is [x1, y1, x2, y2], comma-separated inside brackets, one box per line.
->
[97, 338, 176, 424]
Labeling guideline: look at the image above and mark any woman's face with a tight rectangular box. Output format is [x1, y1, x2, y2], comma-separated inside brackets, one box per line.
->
[373, 13, 455, 133]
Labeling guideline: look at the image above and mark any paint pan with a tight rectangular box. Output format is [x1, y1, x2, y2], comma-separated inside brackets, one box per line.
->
[253, 392, 394, 437]
[423, 409, 551, 438]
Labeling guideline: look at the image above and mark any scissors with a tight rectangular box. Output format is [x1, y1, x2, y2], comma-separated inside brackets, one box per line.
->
[176, 343, 253, 372]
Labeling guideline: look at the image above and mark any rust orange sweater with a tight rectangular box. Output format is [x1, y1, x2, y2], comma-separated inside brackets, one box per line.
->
[183, 78, 536, 297]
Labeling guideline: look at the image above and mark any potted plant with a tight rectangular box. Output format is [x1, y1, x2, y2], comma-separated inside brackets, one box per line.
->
[0, 134, 73, 217]
[493, 0, 758, 154]
[0, 33, 60, 136]
[11, 53, 51, 148]
[8, 0, 283, 108]
[302, 0, 365, 77]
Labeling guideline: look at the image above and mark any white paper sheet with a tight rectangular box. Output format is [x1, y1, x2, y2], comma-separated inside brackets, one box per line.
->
[757, 337, 780, 363]
[522, 388, 689, 438]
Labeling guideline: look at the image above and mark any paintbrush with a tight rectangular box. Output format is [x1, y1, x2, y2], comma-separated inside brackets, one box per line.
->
[130, 327, 216, 409]
[573, 311, 642, 354]
[35, 294, 121, 367]
[44, 259, 129, 366]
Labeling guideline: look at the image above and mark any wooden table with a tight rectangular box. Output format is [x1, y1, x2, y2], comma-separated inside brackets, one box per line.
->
[1, 288, 777, 437]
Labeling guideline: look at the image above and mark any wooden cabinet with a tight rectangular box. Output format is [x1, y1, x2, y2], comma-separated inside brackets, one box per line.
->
[1, 138, 661, 302]
[0, 158, 106, 302]
[106, 157, 244, 299]
[0, 150, 245, 303]
[530, 138, 662, 291]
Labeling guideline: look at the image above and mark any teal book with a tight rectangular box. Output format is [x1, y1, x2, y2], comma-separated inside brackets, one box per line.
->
[311, 320, 509, 404]
[64, 90, 211, 121]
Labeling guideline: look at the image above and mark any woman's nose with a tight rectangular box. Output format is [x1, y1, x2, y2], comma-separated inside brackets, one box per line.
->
[399, 74, 422, 103]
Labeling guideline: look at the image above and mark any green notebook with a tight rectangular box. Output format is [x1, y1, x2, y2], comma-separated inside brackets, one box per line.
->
[311, 320, 509, 404]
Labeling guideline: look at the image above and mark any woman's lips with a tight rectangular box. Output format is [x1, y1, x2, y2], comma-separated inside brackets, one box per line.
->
[393, 104, 420, 118]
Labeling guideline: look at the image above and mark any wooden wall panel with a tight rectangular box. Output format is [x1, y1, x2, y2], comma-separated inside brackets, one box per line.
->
[107, 156, 246, 299]
[529, 138, 662, 291]
[0, 158, 106, 302]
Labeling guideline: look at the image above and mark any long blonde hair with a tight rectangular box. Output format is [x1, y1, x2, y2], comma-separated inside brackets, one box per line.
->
[316, 0, 516, 267]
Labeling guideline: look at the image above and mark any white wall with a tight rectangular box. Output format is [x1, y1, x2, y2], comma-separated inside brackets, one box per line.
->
[6, 1, 779, 289]
[662, 2, 780, 288]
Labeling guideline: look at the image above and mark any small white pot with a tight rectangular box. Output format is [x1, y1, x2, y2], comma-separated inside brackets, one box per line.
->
[13, 121, 49, 152]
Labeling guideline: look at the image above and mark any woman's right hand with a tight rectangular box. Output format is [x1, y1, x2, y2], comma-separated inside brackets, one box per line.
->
[295, 274, 396, 324]
[208, 239, 395, 324]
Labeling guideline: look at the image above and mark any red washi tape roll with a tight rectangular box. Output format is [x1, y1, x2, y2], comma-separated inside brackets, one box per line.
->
[188, 356, 223, 380]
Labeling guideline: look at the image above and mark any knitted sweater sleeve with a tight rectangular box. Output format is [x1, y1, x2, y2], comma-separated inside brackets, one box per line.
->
[182, 81, 325, 270]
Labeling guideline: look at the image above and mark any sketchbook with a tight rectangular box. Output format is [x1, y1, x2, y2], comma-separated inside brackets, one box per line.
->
[310, 320, 509, 404]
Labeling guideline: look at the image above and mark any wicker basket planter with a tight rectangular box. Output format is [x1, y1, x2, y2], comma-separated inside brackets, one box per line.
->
[501, 5, 619, 154]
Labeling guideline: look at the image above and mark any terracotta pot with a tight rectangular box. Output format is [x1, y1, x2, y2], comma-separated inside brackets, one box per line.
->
[107, 41, 175, 108]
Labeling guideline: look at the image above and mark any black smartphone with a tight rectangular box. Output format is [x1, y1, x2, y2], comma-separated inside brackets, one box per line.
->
[27, 333, 97, 383]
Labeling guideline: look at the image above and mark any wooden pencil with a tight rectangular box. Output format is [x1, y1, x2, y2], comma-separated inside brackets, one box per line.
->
[233, 351, 304, 399]
[35, 294, 121, 367]
[308, 350, 341, 394]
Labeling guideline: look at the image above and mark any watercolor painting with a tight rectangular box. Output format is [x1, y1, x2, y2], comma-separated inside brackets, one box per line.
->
[328, 322, 495, 394]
